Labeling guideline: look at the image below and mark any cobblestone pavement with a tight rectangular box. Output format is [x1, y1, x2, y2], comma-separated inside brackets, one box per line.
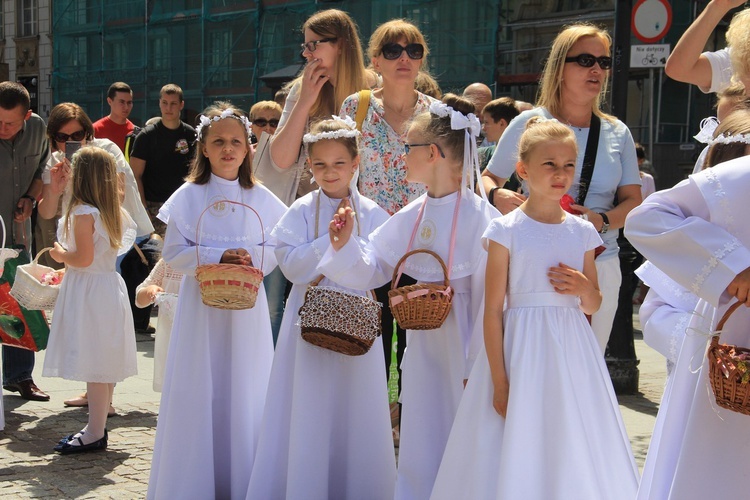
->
[2, 310, 666, 498]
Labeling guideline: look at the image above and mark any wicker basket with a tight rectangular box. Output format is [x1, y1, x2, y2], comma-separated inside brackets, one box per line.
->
[388, 249, 454, 330]
[299, 276, 382, 356]
[707, 301, 750, 415]
[194, 200, 264, 310]
[10, 248, 61, 310]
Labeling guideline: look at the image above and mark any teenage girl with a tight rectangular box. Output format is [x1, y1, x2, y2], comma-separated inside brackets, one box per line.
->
[431, 118, 638, 499]
[44, 146, 138, 454]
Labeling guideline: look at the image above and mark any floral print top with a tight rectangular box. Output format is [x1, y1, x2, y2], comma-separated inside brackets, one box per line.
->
[340, 91, 438, 215]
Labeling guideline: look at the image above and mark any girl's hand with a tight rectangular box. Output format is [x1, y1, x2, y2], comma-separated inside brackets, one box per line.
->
[49, 242, 67, 264]
[298, 59, 330, 108]
[548, 262, 595, 296]
[492, 379, 510, 417]
[49, 159, 71, 195]
[220, 248, 253, 266]
[329, 201, 355, 251]
[136, 285, 164, 307]
[727, 266, 750, 306]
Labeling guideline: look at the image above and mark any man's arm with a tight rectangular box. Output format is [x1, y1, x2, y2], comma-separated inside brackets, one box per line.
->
[129, 156, 148, 207]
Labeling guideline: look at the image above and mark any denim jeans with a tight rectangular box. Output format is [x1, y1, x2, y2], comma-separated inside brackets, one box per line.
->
[2, 345, 35, 385]
[263, 267, 287, 346]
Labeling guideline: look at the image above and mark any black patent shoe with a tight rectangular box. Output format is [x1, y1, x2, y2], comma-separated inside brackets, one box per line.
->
[54, 429, 107, 454]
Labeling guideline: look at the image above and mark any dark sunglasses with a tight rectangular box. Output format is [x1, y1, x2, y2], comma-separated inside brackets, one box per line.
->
[404, 142, 445, 158]
[252, 118, 279, 128]
[53, 130, 86, 143]
[564, 53, 612, 70]
[381, 43, 425, 61]
[300, 37, 337, 54]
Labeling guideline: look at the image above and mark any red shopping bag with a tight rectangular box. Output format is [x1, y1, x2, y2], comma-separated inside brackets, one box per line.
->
[0, 249, 50, 351]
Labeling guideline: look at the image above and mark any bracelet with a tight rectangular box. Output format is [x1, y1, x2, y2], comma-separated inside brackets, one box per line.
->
[488, 186, 501, 206]
[21, 194, 37, 209]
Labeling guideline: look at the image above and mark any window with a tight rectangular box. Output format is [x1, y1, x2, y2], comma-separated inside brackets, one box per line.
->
[208, 29, 232, 87]
[17, 0, 38, 37]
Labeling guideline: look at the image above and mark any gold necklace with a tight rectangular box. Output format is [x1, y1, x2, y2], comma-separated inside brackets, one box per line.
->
[215, 180, 243, 212]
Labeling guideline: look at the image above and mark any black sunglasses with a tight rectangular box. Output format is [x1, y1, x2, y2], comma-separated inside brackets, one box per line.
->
[252, 118, 279, 128]
[53, 130, 86, 143]
[404, 142, 445, 158]
[564, 53, 612, 70]
[381, 43, 425, 61]
[300, 38, 337, 54]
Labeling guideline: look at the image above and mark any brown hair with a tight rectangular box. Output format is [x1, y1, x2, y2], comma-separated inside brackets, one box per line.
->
[368, 19, 430, 68]
[517, 117, 578, 165]
[288, 9, 369, 119]
[483, 97, 520, 124]
[537, 24, 615, 123]
[703, 108, 750, 170]
[249, 100, 282, 120]
[47, 103, 95, 152]
[0, 81, 31, 112]
[160, 83, 184, 102]
[63, 146, 123, 249]
[415, 70, 442, 99]
[409, 93, 475, 165]
[186, 102, 254, 188]
[107, 82, 132, 100]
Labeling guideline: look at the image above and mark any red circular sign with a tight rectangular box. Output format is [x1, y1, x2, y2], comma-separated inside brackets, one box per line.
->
[632, 0, 673, 43]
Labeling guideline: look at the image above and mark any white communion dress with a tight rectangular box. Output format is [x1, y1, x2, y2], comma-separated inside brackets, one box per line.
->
[431, 210, 639, 500]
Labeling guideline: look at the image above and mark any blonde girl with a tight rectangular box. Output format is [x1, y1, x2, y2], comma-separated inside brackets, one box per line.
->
[432, 118, 638, 499]
[44, 146, 137, 454]
[147, 102, 287, 499]
[247, 116, 393, 499]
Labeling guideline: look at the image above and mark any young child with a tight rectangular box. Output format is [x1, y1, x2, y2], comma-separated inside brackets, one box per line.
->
[246, 116, 394, 499]
[134, 256, 183, 392]
[431, 118, 638, 499]
[631, 108, 750, 500]
[43, 146, 138, 454]
[146, 102, 287, 500]
[321, 95, 497, 500]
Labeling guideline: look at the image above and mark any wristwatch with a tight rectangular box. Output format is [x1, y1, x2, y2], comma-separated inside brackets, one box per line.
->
[597, 212, 609, 234]
[21, 194, 37, 210]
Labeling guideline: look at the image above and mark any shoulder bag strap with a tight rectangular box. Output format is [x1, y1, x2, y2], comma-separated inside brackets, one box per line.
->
[576, 112, 601, 206]
[355, 90, 371, 132]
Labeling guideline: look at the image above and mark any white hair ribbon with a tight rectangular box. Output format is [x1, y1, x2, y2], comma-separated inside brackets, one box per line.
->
[694, 116, 719, 144]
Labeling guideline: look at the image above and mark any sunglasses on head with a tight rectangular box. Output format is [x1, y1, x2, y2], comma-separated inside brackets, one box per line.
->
[53, 130, 86, 143]
[252, 118, 279, 128]
[564, 53, 612, 70]
[381, 43, 425, 61]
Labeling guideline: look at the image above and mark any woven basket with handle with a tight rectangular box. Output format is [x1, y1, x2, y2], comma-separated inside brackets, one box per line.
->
[10, 248, 61, 310]
[707, 301, 750, 415]
[194, 200, 264, 310]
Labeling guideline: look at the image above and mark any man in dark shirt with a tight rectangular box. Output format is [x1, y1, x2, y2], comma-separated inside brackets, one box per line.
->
[0, 81, 51, 402]
[130, 84, 196, 235]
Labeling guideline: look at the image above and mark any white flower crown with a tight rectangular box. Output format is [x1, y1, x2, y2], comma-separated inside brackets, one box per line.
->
[708, 132, 750, 146]
[303, 115, 361, 144]
[428, 101, 481, 137]
[195, 108, 252, 142]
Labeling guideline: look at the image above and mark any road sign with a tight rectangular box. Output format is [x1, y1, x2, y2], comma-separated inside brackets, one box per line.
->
[630, 44, 670, 68]
[632, 0, 672, 43]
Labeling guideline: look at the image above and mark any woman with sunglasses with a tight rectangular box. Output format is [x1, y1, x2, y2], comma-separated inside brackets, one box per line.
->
[269, 9, 370, 190]
[481, 24, 642, 354]
[249, 100, 282, 147]
[340, 19, 438, 455]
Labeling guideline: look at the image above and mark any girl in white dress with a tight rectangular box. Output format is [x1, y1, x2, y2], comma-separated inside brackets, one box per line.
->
[147, 102, 287, 500]
[44, 146, 137, 454]
[134, 258, 183, 392]
[323, 95, 497, 500]
[431, 118, 638, 499]
[246, 116, 393, 499]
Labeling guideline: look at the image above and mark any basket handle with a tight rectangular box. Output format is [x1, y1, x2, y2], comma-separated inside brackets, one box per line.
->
[712, 300, 745, 347]
[0, 214, 6, 250]
[390, 249, 451, 290]
[309, 274, 377, 302]
[33, 247, 53, 265]
[194, 200, 265, 269]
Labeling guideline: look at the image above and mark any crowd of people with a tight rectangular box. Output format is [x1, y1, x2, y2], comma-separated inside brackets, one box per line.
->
[1, 3, 750, 499]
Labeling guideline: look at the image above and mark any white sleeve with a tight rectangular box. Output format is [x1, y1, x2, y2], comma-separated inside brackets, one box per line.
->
[702, 48, 734, 94]
[275, 233, 335, 285]
[161, 221, 224, 277]
[639, 288, 690, 366]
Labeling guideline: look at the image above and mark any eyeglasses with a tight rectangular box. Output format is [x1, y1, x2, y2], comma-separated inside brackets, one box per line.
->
[564, 53, 612, 70]
[252, 118, 279, 129]
[404, 142, 445, 158]
[381, 43, 425, 61]
[53, 130, 86, 143]
[300, 38, 337, 54]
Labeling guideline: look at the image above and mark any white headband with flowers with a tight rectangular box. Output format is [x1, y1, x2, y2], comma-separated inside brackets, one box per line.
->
[303, 115, 361, 144]
[195, 108, 252, 142]
[428, 101, 486, 199]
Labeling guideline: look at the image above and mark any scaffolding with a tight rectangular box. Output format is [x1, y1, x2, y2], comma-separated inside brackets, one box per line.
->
[52, 0, 501, 125]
